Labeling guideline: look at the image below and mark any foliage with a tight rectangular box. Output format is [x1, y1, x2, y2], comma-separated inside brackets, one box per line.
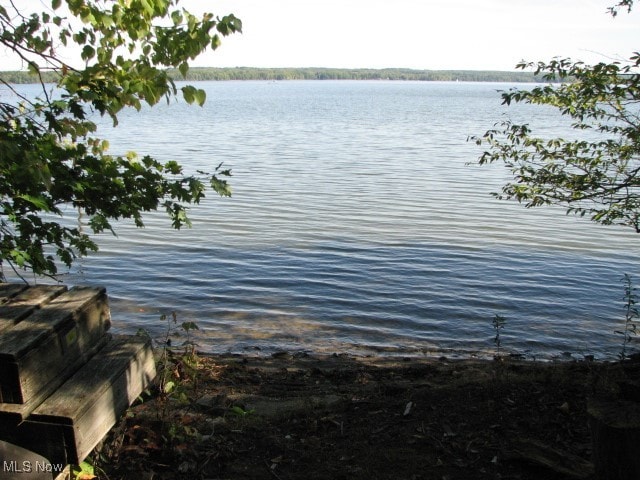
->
[71, 461, 97, 480]
[229, 405, 255, 417]
[154, 311, 201, 435]
[471, 2, 640, 234]
[96, 314, 207, 476]
[0, 0, 241, 279]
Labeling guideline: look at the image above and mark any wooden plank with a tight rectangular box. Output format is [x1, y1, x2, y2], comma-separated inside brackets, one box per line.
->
[0, 334, 111, 422]
[0, 285, 67, 403]
[0, 286, 111, 404]
[0, 283, 28, 304]
[0, 286, 109, 359]
[0, 285, 67, 334]
[54, 466, 71, 480]
[28, 336, 156, 464]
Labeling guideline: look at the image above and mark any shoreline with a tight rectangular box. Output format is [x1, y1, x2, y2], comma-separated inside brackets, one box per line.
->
[97, 348, 633, 479]
[1, 67, 545, 85]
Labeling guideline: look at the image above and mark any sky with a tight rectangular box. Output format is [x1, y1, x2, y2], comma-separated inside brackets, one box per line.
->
[184, 0, 640, 71]
[2, 0, 640, 71]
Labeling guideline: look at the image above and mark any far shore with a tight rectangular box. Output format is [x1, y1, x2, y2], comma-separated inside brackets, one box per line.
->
[1, 66, 549, 85]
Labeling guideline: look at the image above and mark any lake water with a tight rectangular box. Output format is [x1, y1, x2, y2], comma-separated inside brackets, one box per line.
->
[5, 80, 640, 359]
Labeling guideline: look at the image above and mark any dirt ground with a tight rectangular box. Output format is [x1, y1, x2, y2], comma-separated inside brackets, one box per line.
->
[95, 352, 637, 480]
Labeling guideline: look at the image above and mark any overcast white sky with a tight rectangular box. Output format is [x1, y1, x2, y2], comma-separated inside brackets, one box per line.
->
[3, 0, 640, 71]
[184, 0, 640, 70]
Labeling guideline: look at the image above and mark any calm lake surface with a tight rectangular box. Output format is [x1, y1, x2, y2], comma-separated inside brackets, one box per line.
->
[6, 80, 640, 359]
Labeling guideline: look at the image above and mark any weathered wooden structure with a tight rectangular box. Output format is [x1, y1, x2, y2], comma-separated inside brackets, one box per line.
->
[0, 283, 156, 473]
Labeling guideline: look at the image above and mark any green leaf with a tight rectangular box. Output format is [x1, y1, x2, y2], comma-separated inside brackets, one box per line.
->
[140, 0, 154, 16]
[26, 61, 40, 75]
[10, 250, 29, 268]
[194, 88, 206, 106]
[211, 34, 221, 50]
[182, 85, 196, 104]
[100, 14, 114, 29]
[171, 10, 183, 25]
[17, 195, 51, 212]
[52, 0, 61, 10]
[77, 462, 94, 476]
[81, 45, 95, 60]
[230, 405, 254, 416]
[181, 321, 199, 331]
[211, 176, 232, 197]
[178, 62, 189, 78]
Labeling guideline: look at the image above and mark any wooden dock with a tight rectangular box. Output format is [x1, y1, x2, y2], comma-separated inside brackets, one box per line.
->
[0, 283, 156, 473]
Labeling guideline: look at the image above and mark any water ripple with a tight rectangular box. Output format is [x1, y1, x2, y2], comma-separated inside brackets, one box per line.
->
[8, 81, 636, 360]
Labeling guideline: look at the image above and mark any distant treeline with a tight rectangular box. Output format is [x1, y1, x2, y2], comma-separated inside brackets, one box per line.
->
[1, 67, 545, 85]
[172, 67, 545, 83]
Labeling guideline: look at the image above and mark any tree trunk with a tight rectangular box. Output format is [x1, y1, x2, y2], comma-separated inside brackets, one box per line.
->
[588, 397, 640, 480]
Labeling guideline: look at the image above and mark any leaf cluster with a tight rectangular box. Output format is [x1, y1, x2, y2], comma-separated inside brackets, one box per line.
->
[0, 1, 240, 278]
[471, 51, 640, 233]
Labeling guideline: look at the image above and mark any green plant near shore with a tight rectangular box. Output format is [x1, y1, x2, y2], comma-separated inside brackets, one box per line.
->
[157, 312, 200, 407]
[135, 311, 202, 443]
[492, 314, 507, 358]
[616, 274, 640, 360]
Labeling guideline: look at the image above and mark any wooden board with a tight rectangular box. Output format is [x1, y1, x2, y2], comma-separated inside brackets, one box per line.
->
[0, 283, 29, 304]
[0, 334, 111, 422]
[18, 336, 156, 465]
[0, 284, 67, 334]
[0, 286, 111, 404]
